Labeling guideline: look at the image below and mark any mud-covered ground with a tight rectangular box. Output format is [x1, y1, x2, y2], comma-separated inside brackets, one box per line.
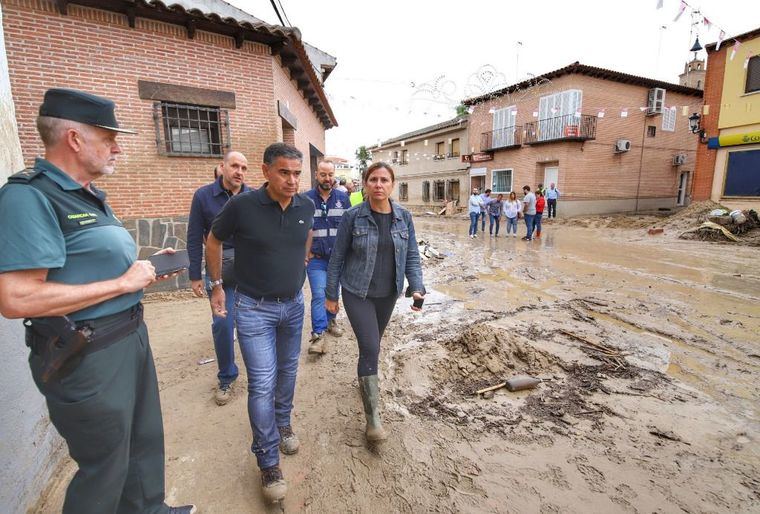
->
[35, 213, 760, 513]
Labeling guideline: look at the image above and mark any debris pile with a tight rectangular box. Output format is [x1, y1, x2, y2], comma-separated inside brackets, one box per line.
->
[679, 208, 760, 244]
[435, 325, 558, 388]
[417, 239, 445, 261]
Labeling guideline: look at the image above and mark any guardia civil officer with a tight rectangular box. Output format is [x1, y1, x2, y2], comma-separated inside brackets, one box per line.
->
[0, 89, 196, 514]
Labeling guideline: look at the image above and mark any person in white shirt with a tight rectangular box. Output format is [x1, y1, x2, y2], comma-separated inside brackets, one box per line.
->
[503, 191, 522, 237]
[468, 188, 484, 238]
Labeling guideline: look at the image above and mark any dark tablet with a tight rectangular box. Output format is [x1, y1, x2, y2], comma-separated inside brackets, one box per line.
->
[147, 250, 189, 276]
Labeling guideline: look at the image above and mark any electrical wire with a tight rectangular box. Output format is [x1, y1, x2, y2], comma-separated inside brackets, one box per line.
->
[268, 0, 285, 26]
[276, 0, 292, 27]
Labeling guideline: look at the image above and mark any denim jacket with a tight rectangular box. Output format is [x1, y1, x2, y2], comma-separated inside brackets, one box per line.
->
[326, 200, 425, 301]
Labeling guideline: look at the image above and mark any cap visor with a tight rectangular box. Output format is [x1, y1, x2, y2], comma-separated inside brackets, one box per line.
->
[95, 124, 137, 134]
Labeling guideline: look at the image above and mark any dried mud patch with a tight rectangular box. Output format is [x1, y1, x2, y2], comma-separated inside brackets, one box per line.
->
[404, 324, 666, 436]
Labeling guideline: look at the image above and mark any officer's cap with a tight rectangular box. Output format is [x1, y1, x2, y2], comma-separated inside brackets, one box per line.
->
[39, 88, 136, 134]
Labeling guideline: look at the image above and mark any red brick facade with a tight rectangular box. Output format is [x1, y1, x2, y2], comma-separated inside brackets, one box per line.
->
[2, 0, 330, 219]
[467, 73, 702, 213]
[692, 46, 726, 200]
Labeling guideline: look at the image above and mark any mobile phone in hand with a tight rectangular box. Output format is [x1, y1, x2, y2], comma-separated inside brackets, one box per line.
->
[413, 297, 424, 309]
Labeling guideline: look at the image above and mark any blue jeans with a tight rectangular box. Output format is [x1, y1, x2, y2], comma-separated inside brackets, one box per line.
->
[235, 291, 305, 470]
[489, 214, 501, 235]
[205, 281, 238, 388]
[534, 212, 543, 234]
[506, 216, 518, 234]
[468, 212, 479, 235]
[479, 211, 487, 231]
[524, 214, 536, 238]
[307, 257, 335, 335]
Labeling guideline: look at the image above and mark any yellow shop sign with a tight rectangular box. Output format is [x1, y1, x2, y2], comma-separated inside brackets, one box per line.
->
[718, 131, 760, 147]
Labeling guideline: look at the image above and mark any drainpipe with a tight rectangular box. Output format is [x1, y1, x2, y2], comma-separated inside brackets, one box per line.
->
[634, 113, 648, 213]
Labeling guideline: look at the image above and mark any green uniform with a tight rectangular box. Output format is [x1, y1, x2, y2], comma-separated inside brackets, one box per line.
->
[0, 158, 168, 514]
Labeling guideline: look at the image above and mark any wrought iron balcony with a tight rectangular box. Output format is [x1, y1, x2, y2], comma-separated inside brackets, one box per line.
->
[524, 114, 597, 145]
[480, 126, 523, 151]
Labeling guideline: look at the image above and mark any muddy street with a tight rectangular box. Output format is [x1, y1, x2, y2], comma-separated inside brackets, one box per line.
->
[35, 217, 760, 514]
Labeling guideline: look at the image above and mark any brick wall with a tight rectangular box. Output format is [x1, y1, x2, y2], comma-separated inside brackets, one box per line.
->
[2, 0, 328, 219]
[273, 56, 326, 185]
[693, 47, 725, 200]
[467, 74, 701, 211]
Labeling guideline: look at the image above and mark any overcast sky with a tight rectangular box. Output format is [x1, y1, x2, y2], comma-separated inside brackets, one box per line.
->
[229, 0, 759, 162]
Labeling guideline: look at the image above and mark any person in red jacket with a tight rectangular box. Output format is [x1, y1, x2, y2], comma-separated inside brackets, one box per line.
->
[535, 190, 546, 238]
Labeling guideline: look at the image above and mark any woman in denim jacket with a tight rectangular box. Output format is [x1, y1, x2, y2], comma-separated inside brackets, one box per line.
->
[325, 162, 425, 442]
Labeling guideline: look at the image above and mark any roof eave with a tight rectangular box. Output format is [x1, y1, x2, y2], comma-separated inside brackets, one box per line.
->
[462, 62, 703, 105]
[55, 0, 337, 129]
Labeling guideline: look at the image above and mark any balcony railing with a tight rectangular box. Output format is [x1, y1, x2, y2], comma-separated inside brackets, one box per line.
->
[524, 114, 597, 144]
[481, 126, 523, 151]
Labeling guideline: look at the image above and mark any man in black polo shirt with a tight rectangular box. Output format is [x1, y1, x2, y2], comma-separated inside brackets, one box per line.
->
[205, 142, 312, 505]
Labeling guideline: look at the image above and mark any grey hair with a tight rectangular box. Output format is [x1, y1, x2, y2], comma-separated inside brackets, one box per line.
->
[263, 142, 302, 165]
[36, 116, 78, 147]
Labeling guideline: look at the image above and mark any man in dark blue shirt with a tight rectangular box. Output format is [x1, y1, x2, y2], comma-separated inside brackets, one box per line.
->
[305, 160, 349, 354]
[187, 151, 250, 405]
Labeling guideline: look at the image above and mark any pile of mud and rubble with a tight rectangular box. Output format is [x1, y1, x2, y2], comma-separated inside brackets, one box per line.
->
[404, 325, 666, 438]
[552, 200, 760, 246]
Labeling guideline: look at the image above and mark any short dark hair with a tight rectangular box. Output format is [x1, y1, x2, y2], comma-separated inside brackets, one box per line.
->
[523, 185, 530, 191]
[485, 189, 492, 194]
[263, 142, 302, 165]
[364, 161, 395, 183]
[339, 178, 346, 185]
[213, 165, 221, 179]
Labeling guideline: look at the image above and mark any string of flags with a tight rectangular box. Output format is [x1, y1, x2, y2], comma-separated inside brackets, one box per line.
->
[656, 0, 755, 67]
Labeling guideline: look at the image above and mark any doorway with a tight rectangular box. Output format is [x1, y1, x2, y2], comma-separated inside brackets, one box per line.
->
[677, 171, 690, 206]
[544, 166, 559, 190]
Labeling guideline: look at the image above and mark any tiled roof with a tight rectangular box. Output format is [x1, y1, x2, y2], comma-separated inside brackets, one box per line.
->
[705, 26, 760, 51]
[462, 62, 703, 105]
[59, 0, 337, 128]
[370, 115, 468, 150]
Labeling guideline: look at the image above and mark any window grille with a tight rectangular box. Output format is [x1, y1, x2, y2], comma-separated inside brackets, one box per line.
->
[399, 182, 408, 201]
[492, 169, 513, 194]
[153, 102, 230, 157]
[422, 181, 431, 202]
[433, 180, 445, 201]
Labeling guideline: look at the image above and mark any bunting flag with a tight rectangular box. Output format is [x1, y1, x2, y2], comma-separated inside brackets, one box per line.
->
[597, 109, 606, 118]
[716, 30, 726, 51]
[703, 17, 712, 30]
[621, 109, 629, 118]
[656, 0, 663, 9]
[673, 1, 686, 22]
[730, 40, 741, 61]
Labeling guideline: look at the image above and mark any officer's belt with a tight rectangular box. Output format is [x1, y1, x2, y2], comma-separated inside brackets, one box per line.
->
[27, 303, 144, 356]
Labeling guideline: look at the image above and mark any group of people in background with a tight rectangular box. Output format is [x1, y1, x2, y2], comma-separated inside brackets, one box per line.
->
[468, 182, 560, 241]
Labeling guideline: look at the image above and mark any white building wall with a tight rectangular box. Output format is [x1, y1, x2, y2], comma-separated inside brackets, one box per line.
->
[0, 4, 64, 512]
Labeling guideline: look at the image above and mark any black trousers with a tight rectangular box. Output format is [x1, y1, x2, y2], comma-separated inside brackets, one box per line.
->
[342, 289, 397, 377]
[547, 199, 557, 218]
[29, 321, 168, 514]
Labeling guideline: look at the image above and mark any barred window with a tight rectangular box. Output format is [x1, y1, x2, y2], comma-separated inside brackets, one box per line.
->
[433, 180, 445, 201]
[399, 182, 408, 201]
[422, 181, 431, 202]
[153, 102, 230, 157]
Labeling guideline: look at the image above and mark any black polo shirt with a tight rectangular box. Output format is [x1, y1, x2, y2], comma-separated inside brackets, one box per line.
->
[211, 186, 313, 299]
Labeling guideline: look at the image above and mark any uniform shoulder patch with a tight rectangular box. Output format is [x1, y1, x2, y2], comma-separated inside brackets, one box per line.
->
[7, 168, 42, 183]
